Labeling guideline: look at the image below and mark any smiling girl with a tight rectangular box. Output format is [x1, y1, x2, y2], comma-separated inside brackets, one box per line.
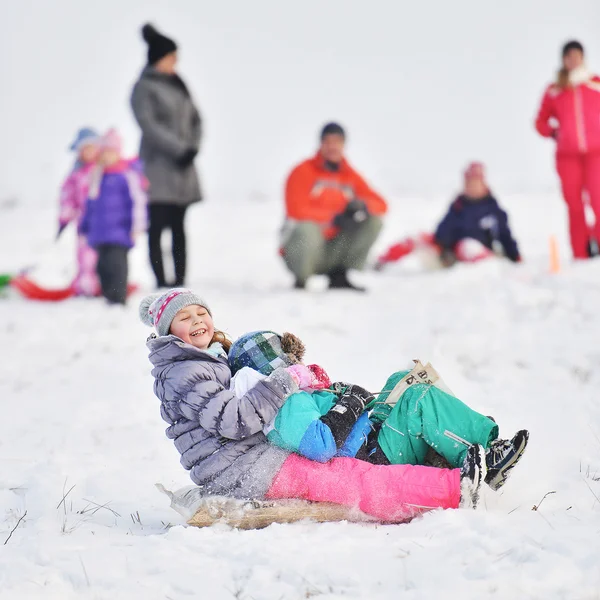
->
[140, 288, 486, 522]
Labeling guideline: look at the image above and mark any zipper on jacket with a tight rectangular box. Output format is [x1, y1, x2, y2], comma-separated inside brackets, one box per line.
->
[574, 87, 588, 152]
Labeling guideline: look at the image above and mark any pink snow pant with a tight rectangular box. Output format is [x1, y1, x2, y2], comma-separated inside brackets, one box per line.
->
[73, 235, 100, 297]
[266, 454, 461, 523]
[556, 152, 600, 259]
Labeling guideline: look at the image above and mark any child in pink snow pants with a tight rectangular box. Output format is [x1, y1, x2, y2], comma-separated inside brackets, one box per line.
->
[141, 289, 479, 524]
[58, 128, 101, 296]
[266, 454, 460, 522]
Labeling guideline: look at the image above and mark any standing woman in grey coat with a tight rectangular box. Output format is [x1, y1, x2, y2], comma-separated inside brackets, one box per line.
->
[131, 24, 202, 289]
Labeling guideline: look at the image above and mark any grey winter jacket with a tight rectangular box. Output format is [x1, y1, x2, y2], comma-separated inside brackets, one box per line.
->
[131, 67, 202, 206]
[147, 335, 296, 498]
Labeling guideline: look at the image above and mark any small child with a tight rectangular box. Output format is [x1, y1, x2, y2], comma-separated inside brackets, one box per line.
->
[80, 129, 147, 304]
[140, 289, 489, 519]
[229, 330, 529, 493]
[58, 127, 101, 296]
[434, 162, 521, 267]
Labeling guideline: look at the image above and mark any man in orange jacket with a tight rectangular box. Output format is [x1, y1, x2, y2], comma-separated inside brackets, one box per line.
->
[282, 123, 388, 291]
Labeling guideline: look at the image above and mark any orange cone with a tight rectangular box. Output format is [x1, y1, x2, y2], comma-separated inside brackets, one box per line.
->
[549, 235, 561, 273]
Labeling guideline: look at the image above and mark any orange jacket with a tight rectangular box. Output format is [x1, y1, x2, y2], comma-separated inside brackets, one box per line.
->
[285, 153, 388, 237]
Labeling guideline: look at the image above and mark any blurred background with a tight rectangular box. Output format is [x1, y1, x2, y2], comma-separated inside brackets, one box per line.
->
[1, 0, 599, 210]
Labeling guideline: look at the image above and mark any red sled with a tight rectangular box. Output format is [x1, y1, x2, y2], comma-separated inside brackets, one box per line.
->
[10, 274, 139, 302]
[375, 234, 494, 270]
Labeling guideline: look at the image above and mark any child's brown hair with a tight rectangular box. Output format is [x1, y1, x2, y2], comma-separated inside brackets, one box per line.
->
[556, 67, 570, 90]
[212, 330, 232, 353]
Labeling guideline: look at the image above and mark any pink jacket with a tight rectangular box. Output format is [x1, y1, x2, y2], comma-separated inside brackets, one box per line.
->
[58, 164, 94, 231]
[535, 70, 600, 155]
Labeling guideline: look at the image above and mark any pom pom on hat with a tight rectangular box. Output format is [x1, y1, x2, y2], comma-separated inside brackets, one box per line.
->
[139, 288, 211, 337]
[142, 24, 159, 42]
[140, 23, 178, 66]
[139, 293, 161, 328]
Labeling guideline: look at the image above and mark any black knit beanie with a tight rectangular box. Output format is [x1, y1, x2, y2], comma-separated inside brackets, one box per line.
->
[320, 122, 346, 140]
[142, 24, 178, 66]
[562, 40, 584, 58]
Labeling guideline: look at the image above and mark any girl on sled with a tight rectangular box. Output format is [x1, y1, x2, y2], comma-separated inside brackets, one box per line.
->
[140, 289, 528, 523]
[376, 162, 521, 270]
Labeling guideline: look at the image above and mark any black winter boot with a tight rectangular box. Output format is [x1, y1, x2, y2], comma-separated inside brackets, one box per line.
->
[328, 268, 366, 292]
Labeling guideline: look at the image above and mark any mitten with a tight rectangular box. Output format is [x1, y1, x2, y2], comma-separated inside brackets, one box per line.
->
[287, 364, 317, 390]
[306, 364, 331, 389]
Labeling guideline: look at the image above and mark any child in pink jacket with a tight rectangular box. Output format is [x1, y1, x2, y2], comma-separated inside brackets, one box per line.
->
[57, 127, 101, 296]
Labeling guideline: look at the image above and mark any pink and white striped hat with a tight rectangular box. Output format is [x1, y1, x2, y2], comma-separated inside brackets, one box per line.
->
[139, 288, 211, 337]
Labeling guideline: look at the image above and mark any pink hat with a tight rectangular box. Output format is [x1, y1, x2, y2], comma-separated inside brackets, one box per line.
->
[99, 128, 123, 154]
[464, 162, 486, 182]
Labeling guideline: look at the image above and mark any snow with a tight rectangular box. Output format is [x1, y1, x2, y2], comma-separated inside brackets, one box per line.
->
[2, 1, 600, 598]
[2, 190, 600, 599]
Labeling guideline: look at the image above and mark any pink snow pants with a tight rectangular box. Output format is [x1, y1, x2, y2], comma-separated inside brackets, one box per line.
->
[73, 235, 100, 297]
[556, 152, 600, 259]
[266, 454, 461, 523]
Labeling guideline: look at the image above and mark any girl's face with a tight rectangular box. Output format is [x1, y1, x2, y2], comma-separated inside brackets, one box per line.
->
[99, 148, 120, 167]
[465, 179, 488, 199]
[563, 49, 584, 72]
[79, 143, 99, 164]
[170, 305, 214, 350]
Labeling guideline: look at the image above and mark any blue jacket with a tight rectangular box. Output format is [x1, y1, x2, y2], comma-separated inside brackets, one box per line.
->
[434, 194, 520, 261]
[266, 389, 372, 463]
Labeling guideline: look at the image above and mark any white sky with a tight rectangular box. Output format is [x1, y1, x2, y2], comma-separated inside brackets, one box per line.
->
[1, 0, 599, 205]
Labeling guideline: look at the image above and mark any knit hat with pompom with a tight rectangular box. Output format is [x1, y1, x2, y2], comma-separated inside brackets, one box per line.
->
[141, 23, 177, 66]
[139, 288, 211, 337]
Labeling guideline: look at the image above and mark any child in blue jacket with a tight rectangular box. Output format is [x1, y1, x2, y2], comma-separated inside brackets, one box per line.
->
[434, 162, 521, 267]
[229, 330, 529, 492]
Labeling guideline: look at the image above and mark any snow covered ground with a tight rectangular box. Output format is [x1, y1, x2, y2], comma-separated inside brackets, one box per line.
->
[1, 191, 600, 600]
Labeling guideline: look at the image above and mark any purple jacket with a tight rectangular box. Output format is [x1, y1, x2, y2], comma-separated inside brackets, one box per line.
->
[80, 162, 147, 248]
[147, 335, 298, 498]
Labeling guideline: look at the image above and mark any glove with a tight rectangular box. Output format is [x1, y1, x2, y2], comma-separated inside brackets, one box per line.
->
[56, 223, 68, 240]
[176, 148, 198, 168]
[321, 384, 374, 447]
[332, 199, 369, 232]
[287, 364, 330, 390]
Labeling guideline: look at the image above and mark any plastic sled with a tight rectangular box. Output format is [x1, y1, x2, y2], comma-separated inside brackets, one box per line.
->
[376, 234, 494, 270]
[10, 274, 140, 302]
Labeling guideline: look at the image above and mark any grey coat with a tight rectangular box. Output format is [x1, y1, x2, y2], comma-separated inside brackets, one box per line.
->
[147, 335, 296, 498]
[131, 67, 202, 205]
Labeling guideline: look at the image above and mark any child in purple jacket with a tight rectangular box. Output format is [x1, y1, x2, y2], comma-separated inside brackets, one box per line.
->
[80, 129, 147, 304]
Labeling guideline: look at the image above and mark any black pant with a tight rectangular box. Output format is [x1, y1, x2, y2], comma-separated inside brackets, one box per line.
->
[148, 204, 188, 288]
[96, 244, 129, 304]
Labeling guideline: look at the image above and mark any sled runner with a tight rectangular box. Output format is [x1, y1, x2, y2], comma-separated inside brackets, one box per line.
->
[157, 484, 384, 530]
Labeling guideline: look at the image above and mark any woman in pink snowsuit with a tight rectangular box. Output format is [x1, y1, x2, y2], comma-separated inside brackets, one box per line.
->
[58, 128, 101, 296]
[141, 289, 486, 523]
